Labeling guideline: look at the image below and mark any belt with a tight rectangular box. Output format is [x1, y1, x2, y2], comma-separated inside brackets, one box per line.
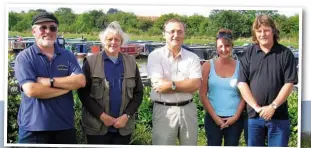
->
[154, 99, 193, 106]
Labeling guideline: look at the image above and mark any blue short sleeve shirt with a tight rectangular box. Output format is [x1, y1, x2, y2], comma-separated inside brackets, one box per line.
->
[14, 43, 83, 131]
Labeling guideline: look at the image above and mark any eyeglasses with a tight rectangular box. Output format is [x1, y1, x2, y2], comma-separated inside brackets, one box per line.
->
[39, 25, 58, 32]
[165, 30, 184, 35]
[216, 32, 232, 40]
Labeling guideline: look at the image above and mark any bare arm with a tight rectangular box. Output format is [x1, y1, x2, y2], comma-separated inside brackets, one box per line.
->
[22, 82, 69, 99]
[237, 82, 262, 113]
[272, 83, 294, 106]
[175, 78, 201, 93]
[54, 74, 86, 89]
[37, 74, 86, 90]
[152, 78, 201, 94]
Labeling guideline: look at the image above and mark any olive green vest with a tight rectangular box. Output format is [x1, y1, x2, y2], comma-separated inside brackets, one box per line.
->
[81, 51, 137, 136]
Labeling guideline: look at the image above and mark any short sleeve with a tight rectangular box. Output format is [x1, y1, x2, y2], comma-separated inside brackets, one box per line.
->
[238, 50, 250, 83]
[188, 54, 202, 79]
[147, 50, 164, 79]
[14, 53, 37, 87]
[283, 50, 298, 84]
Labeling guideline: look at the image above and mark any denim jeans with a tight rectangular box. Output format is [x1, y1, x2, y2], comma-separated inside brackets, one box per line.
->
[248, 117, 290, 147]
[18, 127, 77, 144]
[204, 112, 244, 146]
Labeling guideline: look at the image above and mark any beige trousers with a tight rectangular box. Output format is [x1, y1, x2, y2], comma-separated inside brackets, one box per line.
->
[152, 102, 198, 145]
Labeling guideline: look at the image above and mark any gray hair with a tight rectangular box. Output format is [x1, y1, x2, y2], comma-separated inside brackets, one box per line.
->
[99, 21, 129, 45]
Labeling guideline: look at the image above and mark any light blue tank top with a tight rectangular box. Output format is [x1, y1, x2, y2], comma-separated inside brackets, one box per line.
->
[207, 59, 240, 116]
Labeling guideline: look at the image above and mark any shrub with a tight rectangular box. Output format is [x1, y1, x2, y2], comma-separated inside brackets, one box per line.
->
[6, 83, 299, 146]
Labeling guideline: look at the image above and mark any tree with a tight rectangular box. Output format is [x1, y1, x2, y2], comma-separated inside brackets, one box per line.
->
[107, 8, 120, 14]
[208, 10, 251, 38]
[184, 14, 207, 35]
[54, 8, 77, 32]
[8, 12, 20, 31]
[88, 10, 105, 30]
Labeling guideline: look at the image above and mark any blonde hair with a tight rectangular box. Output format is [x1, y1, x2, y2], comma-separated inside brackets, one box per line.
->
[251, 15, 280, 44]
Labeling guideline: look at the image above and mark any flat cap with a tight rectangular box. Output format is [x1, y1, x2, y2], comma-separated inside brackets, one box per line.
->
[32, 12, 59, 25]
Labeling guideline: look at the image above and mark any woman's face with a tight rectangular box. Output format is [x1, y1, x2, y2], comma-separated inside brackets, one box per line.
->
[216, 38, 233, 58]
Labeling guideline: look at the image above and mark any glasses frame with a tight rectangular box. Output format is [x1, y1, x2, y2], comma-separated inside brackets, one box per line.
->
[38, 25, 58, 32]
[164, 30, 184, 35]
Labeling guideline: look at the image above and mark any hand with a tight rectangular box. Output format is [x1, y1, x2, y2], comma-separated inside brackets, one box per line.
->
[259, 105, 275, 121]
[113, 114, 129, 128]
[213, 115, 226, 127]
[99, 113, 116, 127]
[152, 79, 172, 93]
[36, 77, 50, 86]
[220, 116, 238, 130]
[254, 105, 263, 113]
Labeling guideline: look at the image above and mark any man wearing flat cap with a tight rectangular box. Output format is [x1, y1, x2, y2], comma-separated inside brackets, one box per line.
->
[14, 11, 86, 144]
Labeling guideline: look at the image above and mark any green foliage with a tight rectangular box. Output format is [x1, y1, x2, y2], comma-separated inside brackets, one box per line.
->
[9, 9, 299, 39]
[6, 73, 299, 146]
[288, 91, 298, 147]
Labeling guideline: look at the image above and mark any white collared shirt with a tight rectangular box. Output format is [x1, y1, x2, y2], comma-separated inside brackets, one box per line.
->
[147, 45, 202, 102]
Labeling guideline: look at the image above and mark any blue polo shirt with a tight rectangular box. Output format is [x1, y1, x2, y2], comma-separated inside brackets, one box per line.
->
[102, 52, 124, 132]
[14, 43, 83, 131]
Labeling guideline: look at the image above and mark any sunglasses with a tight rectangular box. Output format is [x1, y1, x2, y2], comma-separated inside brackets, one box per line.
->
[39, 25, 58, 32]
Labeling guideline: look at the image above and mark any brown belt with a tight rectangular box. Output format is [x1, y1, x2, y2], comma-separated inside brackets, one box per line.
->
[154, 99, 193, 106]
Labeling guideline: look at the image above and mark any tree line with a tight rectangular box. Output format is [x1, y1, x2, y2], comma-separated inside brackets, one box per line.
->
[9, 8, 299, 39]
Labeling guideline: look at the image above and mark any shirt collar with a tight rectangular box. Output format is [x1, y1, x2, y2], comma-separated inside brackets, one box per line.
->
[34, 42, 64, 55]
[255, 42, 279, 54]
[102, 51, 122, 62]
[164, 45, 184, 59]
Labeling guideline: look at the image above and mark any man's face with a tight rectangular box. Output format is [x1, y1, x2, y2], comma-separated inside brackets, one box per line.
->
[32, 22, 58, 48]
[255, 25, 274, 47]
[163, 22, 185, 49]
[104, 32, 122, 54]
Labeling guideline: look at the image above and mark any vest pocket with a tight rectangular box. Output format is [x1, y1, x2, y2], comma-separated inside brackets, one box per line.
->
[126, 78, 136, 99]
[82, 109, 102, 131]
[90, 77, 104, 99]
[125, 116, 135, 130]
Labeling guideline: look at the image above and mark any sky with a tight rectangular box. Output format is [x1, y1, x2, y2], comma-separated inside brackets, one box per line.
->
[7, 4, 299, 17]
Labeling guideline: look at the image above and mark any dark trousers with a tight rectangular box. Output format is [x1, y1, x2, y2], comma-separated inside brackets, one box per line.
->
[204, 112, 244, 146]
[248, 117, 290, 147]
[87, 132, 131, 145]
[244, 115, 249, 145]
[18, 127, 77, 144]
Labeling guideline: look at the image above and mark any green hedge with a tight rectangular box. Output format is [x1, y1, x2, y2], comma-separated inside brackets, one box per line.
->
[7, 74, 298, 146]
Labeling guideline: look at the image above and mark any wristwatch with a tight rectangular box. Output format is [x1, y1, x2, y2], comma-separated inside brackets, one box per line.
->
[50, 78, 55, 87]
[171, 81, 176, 91]
[271, 103, 278, 110]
